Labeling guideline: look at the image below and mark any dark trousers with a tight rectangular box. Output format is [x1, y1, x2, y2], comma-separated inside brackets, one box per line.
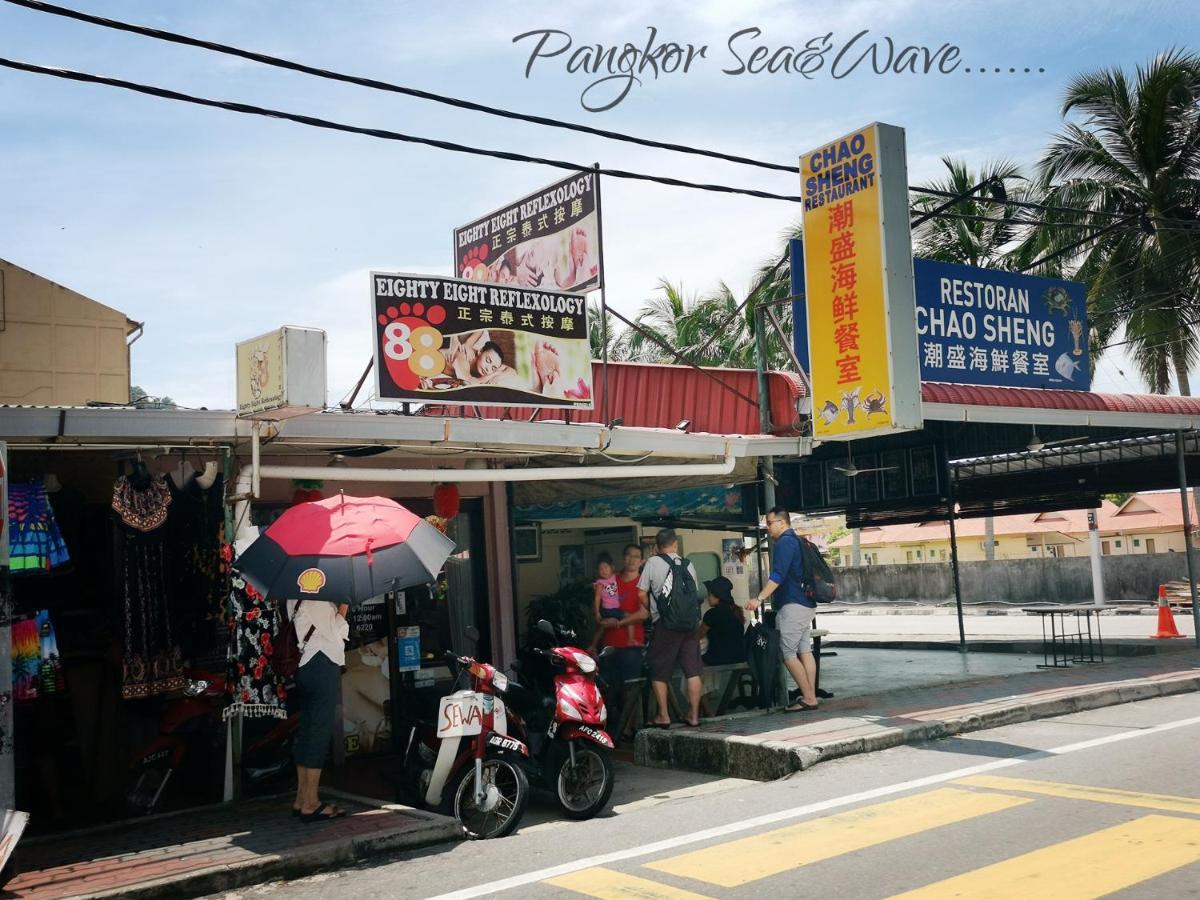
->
[293, 652, 339, 768]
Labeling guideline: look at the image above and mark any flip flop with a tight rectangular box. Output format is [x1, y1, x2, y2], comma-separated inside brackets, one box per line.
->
[300, 803, 345, 823]
[683, 720, 702, 728]
[784, 702, 819, 713]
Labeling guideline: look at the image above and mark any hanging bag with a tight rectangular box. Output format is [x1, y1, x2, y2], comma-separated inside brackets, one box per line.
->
[273, 599, 315, 678]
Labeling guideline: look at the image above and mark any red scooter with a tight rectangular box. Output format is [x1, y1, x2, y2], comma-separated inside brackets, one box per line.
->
[399, 651, 531, 839]
[126, 671, 299, 816]
[508, 620, 615, 819]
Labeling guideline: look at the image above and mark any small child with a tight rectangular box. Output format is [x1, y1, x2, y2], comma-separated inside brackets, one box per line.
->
[588, 552, 621, 654]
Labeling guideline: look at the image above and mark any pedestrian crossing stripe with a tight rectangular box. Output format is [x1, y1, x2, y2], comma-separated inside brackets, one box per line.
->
[954, 774, 1200, 816]
[643, 787, 1032, 888]
[546, 868, 714, 899]
[889, 813, 1200, 899]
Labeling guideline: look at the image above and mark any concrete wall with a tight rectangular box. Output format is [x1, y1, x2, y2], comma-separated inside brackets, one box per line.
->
[836, 552, 1194, 605]
[0, 259, 133, 405]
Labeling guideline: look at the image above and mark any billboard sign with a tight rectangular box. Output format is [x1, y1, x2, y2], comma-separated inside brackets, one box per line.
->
[453, 171, 602, 293]
[371, 272, 593, 409]
[801, 123, 922, 440]
[913, 260, 1089, 390]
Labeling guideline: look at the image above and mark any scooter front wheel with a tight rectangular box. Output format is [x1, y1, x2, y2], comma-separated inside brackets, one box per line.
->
[554, 742, 614, 820]
[452, 754, 530, 839]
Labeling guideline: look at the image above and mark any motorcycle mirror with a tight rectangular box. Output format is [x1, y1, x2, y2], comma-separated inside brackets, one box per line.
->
[536, 620, 556, 637]
[510, 659, 523, 672]
[465, 624, 481, 641]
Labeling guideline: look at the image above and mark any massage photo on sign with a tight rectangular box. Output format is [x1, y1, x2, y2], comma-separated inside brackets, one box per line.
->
[462, 222, 599, 292]
[422, 327, 590, 400]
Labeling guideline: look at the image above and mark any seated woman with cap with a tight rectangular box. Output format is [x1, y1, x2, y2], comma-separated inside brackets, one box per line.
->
[699, 576, 746, 666]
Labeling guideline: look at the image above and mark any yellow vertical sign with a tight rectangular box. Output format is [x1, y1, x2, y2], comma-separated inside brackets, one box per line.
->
[802, 123, 921, 440]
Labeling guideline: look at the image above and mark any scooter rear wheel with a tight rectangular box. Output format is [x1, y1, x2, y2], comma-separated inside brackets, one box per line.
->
[554, 742, 614, 820]
[452, 754, 529, 839]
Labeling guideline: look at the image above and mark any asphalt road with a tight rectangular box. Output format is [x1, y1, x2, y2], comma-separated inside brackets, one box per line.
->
[217, 693, 1200, 899]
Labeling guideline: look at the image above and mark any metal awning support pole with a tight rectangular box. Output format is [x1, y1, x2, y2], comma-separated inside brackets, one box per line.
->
[753, 307, 776, 559]
[944, 451, 967, 654]
[594, 164, 611, 428]
[1175, 431, 1200, 647]
[1087, 509, 1105, 606]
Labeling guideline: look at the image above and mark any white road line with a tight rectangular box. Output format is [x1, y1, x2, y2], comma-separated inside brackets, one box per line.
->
[425, 712, 1200, 900]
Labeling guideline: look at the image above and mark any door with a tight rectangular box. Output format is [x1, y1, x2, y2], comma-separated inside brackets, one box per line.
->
[1146, 538, 1156, 554]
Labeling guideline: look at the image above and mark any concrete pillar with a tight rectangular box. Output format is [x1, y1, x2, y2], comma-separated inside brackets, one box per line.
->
[984, 515, 995, 561]
[851, 527, 862, 566]
[1087, 509, 1105, 606]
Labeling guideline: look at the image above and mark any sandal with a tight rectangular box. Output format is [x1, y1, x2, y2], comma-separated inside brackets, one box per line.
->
[785, 702, 819, 713]
[300, 803, 345, 823]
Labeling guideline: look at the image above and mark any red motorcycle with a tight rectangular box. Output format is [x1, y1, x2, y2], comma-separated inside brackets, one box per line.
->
[126, 671, 299, 816]
[508, 620, 615, 819]
[399, 651, 531, 839]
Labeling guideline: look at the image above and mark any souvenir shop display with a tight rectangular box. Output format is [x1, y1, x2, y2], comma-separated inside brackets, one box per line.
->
[6, 480, 70, 573]
[10, 610, 64, 702]
[169, 467, 229, 657]
[223, 569, 287, 721]
[112, 469, 185, 699]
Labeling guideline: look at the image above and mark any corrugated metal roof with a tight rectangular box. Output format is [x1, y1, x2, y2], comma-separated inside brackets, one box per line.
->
[922, 382, 1200, 416]
[423, 361, 806, 436]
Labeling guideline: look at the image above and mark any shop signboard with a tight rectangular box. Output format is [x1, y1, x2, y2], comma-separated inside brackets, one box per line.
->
[371, 272, 593, 409]
[396, 626, 422, 673]
[235, 326, 327, 419]
[913, 260, 1089, 390]
[801, 123, 921, 440]
[453, 171, 602, 293]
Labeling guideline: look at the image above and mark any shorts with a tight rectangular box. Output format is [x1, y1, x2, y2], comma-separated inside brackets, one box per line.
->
[646, 627, 703, 682]
[776, 602, 817, 656]
[599, 609, 624, 623]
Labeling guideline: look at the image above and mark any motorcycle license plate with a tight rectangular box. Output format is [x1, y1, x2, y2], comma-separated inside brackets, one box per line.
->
[436, 691, 506, 738]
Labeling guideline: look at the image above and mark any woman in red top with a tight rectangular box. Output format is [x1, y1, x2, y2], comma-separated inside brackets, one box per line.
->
[600, 544, 647, 740]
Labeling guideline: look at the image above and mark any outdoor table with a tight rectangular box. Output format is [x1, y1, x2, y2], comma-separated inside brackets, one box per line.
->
[1021, 603, 1111, 668]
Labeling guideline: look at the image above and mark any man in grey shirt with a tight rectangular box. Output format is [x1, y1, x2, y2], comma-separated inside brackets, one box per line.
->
[634, 528, 704, 728]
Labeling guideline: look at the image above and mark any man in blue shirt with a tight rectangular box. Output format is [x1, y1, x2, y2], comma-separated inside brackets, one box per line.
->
[746, 506, 819, 711]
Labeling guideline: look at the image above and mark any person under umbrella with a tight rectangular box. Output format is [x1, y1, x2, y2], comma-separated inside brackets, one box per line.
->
[237, 494, 455, 824]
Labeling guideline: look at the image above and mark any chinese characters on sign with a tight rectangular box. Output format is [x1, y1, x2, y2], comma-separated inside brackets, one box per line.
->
[801, 123, 921, 440]
[371, 272, 593, 409]
[453, 172, 602, 293]
[913, 259, 1089, 390]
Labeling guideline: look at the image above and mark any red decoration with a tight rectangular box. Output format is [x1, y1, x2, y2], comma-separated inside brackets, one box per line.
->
[291, 487, 324, 505]
[433, 483, 460, 520]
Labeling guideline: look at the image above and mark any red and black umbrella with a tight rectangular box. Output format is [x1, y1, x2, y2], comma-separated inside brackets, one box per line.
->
[236, 494, 455, 604]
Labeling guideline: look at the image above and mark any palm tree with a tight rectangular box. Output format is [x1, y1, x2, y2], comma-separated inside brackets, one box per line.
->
[587, 298, 628, 361]
[910, 157, 1033, 268]
[1032, 50, 1200, 394]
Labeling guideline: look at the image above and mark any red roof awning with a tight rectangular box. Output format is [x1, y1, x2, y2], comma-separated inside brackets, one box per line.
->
[922, 382, 1200, 428]
[422, 360, 806, 436]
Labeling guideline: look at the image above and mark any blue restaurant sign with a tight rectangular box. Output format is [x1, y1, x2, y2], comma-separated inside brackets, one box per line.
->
[913, 260, 1089, 391]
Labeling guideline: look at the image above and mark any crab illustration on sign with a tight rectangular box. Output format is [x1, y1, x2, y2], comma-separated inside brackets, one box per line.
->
[297, 567, 327, 594]
[1043, 286, 1071, 316]
[863, 390, 888, 418]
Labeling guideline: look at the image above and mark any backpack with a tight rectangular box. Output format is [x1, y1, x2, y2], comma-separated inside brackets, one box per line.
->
[799, 537, 838, 604]
[655, 554, 702, 632]
[272, 599, 315, 678]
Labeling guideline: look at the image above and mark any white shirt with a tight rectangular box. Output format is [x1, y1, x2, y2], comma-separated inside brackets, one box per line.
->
[637, 553, 699, 624]
[287, 599, 349, 668]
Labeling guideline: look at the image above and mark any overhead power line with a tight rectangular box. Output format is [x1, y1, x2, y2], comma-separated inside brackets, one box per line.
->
[0, 57, 806, 203]
[1, 0, 799, 174]
[0, 0, 1166, 229]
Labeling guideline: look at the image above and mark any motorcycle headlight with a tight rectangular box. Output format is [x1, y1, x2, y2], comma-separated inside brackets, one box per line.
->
[576, 655, 596, 674]
[492, 672, 509, 693]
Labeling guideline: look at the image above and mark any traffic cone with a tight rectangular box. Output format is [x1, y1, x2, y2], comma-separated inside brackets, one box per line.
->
[1152, 584, 1183, 639]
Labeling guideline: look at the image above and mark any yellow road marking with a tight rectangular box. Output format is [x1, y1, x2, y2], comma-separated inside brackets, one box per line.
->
[955, 775, 1200, 816]
[644, 788, 1031, 888]
[891, 814, 1200, 899]
[546, 868, 714, 899]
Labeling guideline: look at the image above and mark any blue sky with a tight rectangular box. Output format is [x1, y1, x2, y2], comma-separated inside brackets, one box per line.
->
[1, 0, 1196, 407]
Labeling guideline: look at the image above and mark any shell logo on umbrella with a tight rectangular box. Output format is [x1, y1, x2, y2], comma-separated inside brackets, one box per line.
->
[297, 568, 327, 594]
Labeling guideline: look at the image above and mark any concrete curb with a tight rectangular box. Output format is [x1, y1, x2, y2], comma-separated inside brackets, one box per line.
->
[635, 672, 1200, 782]
[829, 639, 1160, 656]
[77, 805, 461, 900]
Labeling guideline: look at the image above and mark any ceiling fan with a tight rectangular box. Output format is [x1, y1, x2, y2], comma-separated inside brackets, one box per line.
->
[834, 445, 897, 478]
[1026, 427, 1089, 452]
